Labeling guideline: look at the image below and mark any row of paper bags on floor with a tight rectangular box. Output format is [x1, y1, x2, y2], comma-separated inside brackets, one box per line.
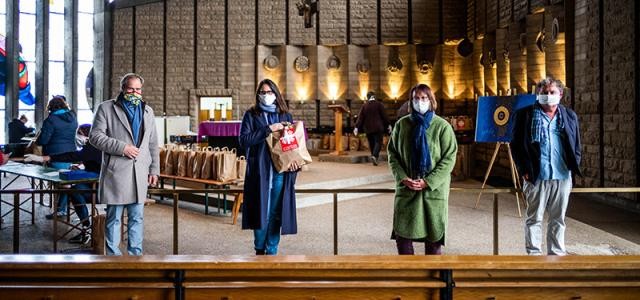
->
[160, 145, 244, 181]
[306, 134, 390, 152]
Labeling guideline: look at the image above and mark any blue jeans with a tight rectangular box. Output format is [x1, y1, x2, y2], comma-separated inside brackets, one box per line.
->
[69, 183, 91, 227]
[254, 172, 284, 255]
[106, 203, 145, 256]
[50, 162, 72, 213]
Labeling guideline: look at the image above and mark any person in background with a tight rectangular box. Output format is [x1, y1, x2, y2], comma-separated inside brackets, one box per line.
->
[511, 76, 582, 256]
[387, 83, 457, 255]
[37, 95, 78, 158]
[354, 91, 391, 166]
[8, 114, 35, 143]
[90, 73, 160, 256]
[37, 95, 79, 219]
[239, 78, 301, 255]
[33, 124, 101, 244]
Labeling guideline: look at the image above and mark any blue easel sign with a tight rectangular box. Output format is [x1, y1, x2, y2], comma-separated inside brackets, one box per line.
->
[474, 94, 536, 143]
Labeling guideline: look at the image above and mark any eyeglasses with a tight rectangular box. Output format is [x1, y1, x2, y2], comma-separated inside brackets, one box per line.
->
[125, 87, 143, 93]
[258, 90, 275, 95]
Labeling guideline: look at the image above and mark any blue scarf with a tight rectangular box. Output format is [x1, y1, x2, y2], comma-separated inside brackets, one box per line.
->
[411, 110, 434, 178]
[118, 93, 143, 145]
[52, 109, 69, 115]
[531, 104, 564, 144]
[259, 103, 279, 124]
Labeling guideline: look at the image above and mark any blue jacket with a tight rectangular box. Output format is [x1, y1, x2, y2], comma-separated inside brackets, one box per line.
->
[37, 111, 78, 155]
[239, 109, 298, 234]
[511, 104, 582, 183]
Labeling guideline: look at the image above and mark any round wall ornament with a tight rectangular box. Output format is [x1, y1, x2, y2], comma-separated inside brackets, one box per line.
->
[356, 59, 370, 74]
[263, 55, 280, 71]
[326, 55, 341, 70]
[294, 55, 310, 73]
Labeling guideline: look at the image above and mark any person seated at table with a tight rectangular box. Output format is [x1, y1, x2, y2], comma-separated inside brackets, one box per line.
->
[36, 95, 79, 219]
[8, 114, 35, 144]
[45, 124, 99, 244]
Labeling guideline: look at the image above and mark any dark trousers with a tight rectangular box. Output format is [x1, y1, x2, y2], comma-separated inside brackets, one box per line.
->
[395, 236, 443, 255]
[366, 132, 383, 159]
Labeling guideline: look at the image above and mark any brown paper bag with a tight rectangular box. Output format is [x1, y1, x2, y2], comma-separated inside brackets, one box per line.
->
[192, 151, 207, 179]
[185, 149, 197, 178]
[92, 213, 106, 255]
[236, 156, 247, 180]
[176, 148, 189, 177]
[25, 131, 43, 156]
[266, 121, 312, 173]
[359, 135, 369, 151]
[322, 134, 330, 149]
[341, 135, 349, 151]
[159, 147, 167, 174]
[216, 147, 237, 182]
[349, 136, 360, 151]
[201, 147, 216, 179]
[164, 146, 176, 175]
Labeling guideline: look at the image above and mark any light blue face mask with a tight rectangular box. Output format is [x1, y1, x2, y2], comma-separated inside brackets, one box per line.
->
[124, 93, 142, 105]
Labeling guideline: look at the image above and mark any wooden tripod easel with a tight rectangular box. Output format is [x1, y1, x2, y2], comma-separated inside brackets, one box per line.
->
[474, 142, 524, 217]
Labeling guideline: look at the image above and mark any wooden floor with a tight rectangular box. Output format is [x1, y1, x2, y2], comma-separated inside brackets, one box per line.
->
[1, 255, 640, 299]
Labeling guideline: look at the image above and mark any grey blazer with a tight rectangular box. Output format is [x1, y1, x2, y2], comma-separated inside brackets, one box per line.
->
[89, 99, 160, 205]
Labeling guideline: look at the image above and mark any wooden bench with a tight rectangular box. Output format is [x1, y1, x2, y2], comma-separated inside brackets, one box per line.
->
[1, 255, 639, 299]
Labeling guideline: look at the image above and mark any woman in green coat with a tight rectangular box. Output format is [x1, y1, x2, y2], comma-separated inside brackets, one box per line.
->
[388, 84, 457, 255]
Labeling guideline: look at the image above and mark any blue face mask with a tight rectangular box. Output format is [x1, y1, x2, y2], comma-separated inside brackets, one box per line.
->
[124, 92, 142, 105]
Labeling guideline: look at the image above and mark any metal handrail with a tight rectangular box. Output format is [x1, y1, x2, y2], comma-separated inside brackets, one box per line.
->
[3, 186, 640, 255]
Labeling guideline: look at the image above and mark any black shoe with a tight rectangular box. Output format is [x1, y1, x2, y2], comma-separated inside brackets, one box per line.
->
[69, 232, 91, 245]
[256, 249, 266, 255]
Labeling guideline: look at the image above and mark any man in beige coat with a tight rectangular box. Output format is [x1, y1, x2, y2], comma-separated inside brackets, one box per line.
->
[90, 73, 159, 256]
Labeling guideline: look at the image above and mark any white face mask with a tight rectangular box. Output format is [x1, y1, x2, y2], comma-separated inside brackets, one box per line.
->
[537, 94, 561, 105]
[259, 94, 276, 106]
[412, 99, 431, 114]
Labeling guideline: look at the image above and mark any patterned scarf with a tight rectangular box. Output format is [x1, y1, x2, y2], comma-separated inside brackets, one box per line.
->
[531, 104, 564, 144]
[118, 93, 143, 145]
[411, 110, 434, 178]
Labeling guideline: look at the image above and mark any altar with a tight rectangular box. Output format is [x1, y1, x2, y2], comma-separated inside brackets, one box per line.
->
[197, 121, 243, 155]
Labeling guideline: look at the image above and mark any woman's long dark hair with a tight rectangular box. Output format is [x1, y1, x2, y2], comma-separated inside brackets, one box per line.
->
[251, 79, 288, 114]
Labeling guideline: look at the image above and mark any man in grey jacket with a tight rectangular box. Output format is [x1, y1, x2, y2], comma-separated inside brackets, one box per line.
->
[90, 73, 160, 256]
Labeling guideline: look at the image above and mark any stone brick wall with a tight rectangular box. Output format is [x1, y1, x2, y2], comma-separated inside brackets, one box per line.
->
[196, 0, 225, 88]
[166, 0, 194, 117]
[573, 0, 600, 188]
[319, 0, 347, 45]
[602, 0, 636, 203]
[110, 8, 133, 98]
[134, 3, 164, 111]
[258, 0, 286, 45]
[380, 0, 408, 44]
[412, 0, 439, 44]
[350, 0, 377, 45]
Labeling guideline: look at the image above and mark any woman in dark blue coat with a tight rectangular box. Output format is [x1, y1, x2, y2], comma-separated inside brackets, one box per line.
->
[239, 79, 300, 255]
[37, 95, 78, 158]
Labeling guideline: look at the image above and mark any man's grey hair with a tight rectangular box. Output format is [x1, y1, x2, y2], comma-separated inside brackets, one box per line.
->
[536, 76, 565, 94]
[119, 73, 145, 92]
